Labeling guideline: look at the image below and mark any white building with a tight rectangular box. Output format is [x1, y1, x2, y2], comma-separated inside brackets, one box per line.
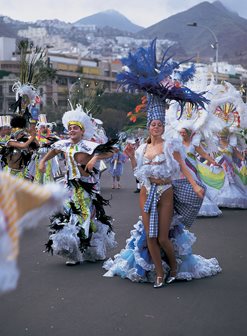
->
[0, 37, 16, 61]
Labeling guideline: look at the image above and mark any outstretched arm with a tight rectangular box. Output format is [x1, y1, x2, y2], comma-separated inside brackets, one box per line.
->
[8, 132, 36, 149]
[85, 151, 115, 172]
[124, 143, 137, 170]
[173, 151, 204, 199]
[195, 145, 221, 166]
[39, 148, 61, 173]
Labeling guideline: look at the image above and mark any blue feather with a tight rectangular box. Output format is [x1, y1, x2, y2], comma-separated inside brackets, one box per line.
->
[117, 39, 209, 112]
[179, 64, 196, 83]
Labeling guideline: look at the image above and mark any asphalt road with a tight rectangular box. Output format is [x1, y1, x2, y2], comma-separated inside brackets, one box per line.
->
[1, 161, 247, 336]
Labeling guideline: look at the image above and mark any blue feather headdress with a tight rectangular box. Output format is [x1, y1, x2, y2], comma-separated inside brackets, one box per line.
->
[117, 39, 209, 120]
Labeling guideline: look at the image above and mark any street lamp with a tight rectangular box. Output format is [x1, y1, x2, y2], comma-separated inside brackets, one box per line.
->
[187, 22, 219, 83]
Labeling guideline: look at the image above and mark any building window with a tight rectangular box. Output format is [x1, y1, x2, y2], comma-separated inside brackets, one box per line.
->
[56, 77, 68, 86]
[104, 71, 110, 77]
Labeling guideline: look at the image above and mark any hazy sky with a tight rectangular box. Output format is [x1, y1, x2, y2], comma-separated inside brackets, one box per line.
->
[0, 0, 246, 27]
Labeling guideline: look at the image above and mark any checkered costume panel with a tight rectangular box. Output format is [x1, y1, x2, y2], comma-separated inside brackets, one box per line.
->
[172, 179, 206, 227]
[143, 184, 159, 238]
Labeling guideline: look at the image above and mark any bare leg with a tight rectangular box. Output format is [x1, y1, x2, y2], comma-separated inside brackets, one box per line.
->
[158, 187, 177, 276]
[112, 176, 116, 188]
[139, 187, 164, 278]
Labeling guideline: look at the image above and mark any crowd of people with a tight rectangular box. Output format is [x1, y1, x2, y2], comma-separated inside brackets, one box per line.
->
[1, 39, 247, 293]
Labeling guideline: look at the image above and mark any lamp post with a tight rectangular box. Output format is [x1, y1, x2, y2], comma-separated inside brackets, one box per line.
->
[187, 22, 219, 83]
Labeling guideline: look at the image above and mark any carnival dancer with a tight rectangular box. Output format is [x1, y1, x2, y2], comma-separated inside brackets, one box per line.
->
[39, 105, 117, 265]
[90, 118, 109, 183]
[206, 81, 247, 208]
[29, 114, 61, 184]
[0, 115, 39, 178]
[214, 128, 247, 208]
[178, 126, 223, 217]
[103, 39, 221, 287]
[164, 69, 227, 217]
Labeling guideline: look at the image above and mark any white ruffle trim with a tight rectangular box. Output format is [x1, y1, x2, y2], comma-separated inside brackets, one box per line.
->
[82, 221, 117, 262]
[198, 200, 222, 217]
[50, 220, 117, 263]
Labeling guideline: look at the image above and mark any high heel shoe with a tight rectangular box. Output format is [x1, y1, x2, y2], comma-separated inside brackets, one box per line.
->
[165, 271, 177, 284]
[153, 276, 165, 288]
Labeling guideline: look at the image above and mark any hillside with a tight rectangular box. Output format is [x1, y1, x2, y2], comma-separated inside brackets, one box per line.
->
[74, 9, 143, 33]
[137, 1, 247, 66]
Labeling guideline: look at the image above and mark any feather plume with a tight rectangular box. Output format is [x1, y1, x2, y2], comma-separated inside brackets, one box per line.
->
[117, 39, 209, 111]
[92, 139, 118, 155]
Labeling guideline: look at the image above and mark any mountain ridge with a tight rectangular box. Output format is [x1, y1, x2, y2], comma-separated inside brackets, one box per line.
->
[74, 9, 143, 33]
[1, 2, 247, 66]
[136, 1, 247, 66]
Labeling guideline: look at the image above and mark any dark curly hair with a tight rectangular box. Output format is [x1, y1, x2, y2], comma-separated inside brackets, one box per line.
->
[10, 115, 27, 129]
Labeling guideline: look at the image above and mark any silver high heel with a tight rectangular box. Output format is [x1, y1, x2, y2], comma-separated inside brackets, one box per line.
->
[153, 276, 165, 288]
[165, 271, 177, 284]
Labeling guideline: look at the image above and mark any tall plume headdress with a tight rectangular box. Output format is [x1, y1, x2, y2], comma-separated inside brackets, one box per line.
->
[117, 39, 209, 125]
[11, 40, 55, 121]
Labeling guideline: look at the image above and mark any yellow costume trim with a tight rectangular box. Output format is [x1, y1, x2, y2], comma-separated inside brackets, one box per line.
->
[69, 145, 77, 178]
[68, 121, 84, 130]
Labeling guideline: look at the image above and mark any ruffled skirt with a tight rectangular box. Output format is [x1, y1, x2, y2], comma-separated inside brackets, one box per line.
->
[198, 189, 222, 217]
[103, 215, 221, 283]
[50, 219, 117, 262]
[216, 179, 247, 208]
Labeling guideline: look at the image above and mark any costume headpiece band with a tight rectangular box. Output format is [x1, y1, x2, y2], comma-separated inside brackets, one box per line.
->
[68, 121, 84, 130]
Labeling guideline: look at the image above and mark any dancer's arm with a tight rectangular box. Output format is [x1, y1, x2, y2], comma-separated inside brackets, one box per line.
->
[39, 149, 61, 173]
[195, 145, 221, 166]
[85, 151, 115, 172]
[124, 143, 137, 170]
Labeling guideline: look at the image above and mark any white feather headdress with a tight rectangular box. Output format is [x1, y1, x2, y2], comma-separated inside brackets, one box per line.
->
[62, 104, 95, 140]
[166, 102, 225, 147]
[206, 80, 247, 148]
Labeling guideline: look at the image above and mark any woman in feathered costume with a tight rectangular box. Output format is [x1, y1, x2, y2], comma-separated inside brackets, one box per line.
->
[215, 128, 247, 208]
[39, 105, 117, 265]
[103, 40, 221, 288]
[206, 81, 247, 208]
[166, 101, 225, 217]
